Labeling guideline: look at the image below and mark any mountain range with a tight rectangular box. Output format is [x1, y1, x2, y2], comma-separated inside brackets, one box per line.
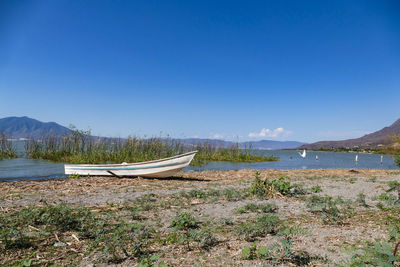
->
[0, 116, 305, 150]
[300, 118, 400, 149]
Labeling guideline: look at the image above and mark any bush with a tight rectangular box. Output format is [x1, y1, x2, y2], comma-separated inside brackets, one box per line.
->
[169, 212, 217, 251]
[236, 214, 280, 241]
[249, 173, 306, 198]
[241, 239, 320, 265]
[310, 186, 323, 193]
[306, 195, 346, 225]
[344, 240, 400, 266]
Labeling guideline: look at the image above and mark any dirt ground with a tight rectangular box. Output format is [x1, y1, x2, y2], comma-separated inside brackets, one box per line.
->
[1, 168, 400, 266]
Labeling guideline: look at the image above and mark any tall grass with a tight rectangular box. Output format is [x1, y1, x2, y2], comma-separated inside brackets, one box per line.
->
[24, 129, 278, 165]
[0, 132, 18, 160]
[191, 141, 277, 165]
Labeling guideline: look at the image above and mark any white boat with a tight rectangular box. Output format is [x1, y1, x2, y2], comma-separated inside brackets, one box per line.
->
[64, 151, 197, 178]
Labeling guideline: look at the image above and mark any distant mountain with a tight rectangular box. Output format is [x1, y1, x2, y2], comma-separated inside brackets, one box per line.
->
[0, 116, 71, 139]
[0, 116, 306, 149]
[300, 118, 400, 150]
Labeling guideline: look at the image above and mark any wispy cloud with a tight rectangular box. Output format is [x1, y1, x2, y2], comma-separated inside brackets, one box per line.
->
[248, 127, 292, 139]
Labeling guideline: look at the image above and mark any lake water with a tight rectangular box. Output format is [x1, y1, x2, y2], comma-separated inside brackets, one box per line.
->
[0, 150, 398, 181]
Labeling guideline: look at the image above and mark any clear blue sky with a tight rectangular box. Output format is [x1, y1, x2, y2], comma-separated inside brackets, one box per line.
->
[1, 0, 399, 142]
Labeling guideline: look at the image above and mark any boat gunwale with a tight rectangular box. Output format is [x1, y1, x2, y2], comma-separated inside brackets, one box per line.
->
[64, 151, 197, 167]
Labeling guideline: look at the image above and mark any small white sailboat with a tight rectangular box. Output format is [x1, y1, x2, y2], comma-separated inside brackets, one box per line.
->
[380, 155, 384, 164]
[64, 151, 197, 178]
[298, 149, 306, 158]
[355, 154, 359, 163]
[316, 155, 319, 160]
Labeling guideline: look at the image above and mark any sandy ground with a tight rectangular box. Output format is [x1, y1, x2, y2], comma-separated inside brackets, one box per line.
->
[1, 168, 400, 266]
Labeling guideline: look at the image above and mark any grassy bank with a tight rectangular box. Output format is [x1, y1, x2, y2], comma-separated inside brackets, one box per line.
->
[23, 129, 278, 165]
[0, 133, 18, 160]
[2, 169, 400, 266]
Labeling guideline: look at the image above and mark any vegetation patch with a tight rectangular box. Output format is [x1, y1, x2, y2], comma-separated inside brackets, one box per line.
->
[342, 214, 400, 266]
[306, 195, 353, 225]
[168, 212, 218, 251]
[236, 203, 278, 214]
[249, 172, 307, 198]
[23, 128, 279, 165]
[0, 204, 160, 265]
[0, 133, 18, 160]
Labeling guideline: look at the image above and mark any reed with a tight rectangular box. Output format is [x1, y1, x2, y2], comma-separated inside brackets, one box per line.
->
[24, 129, 278, 165]
[191, 141, 278, 165]
[0, 133, 18, 160]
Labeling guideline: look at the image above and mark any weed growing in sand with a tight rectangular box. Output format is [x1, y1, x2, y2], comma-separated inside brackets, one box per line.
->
[178, 188, 246, 203]
[241, 234, 320, 265]
[236, 203, 278, 214]
[356, 193, 370, 208]
[348, 178, 357, 184]
[306, 195, 353, 225]
[387, 181, 400, 203]
[138, 254, 167, 267]
[235, 214, 281, 241]
[376, 193, 398, 209]
[169, 212, 217, 251]
[249, 172, 307, 198]
[342, 216, 400, 266]
[310, 186, 323, 193]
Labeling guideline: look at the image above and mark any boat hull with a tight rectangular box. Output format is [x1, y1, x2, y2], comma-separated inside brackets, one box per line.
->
[64, 151, 197, 178]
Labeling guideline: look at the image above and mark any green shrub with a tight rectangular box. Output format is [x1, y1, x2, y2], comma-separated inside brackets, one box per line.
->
[241, 239, 320, 265]
[310, 186, 323, 193]
[188, 189, 207, 199]
[377, 193, 398, 209]
[222, 188, 244, 201]
[236, 214, 280, 241]
[306, 195, 345, 225]
[169, 212, 217, 251]
[170, 212, 199, 231]
[343, 240, 400, 266]
[249, 173, 306, 198]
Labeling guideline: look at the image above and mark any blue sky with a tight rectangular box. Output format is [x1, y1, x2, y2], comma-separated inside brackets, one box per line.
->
[1, 0, 399, 142]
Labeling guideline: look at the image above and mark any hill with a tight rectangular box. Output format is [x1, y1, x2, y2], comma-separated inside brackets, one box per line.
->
[0, 116, 71, 139]
[300, 118, 400, 150]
